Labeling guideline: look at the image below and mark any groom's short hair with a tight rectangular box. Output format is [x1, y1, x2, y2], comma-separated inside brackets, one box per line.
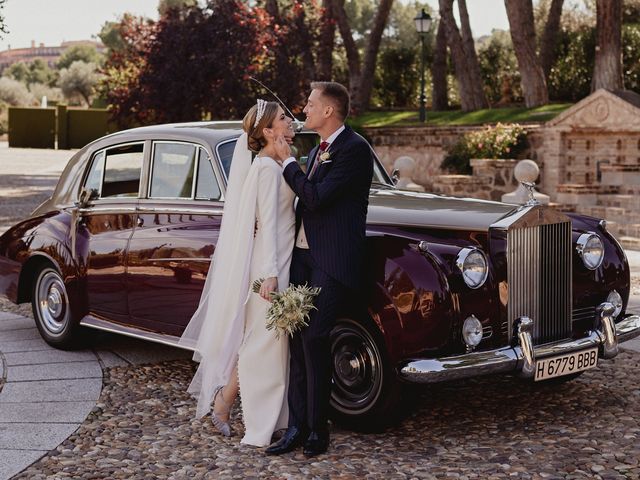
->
[311, 81, 350, 121]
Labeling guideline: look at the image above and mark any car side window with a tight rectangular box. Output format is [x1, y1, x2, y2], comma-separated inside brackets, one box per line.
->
[150, 142, 197, 199]
[217, 140, 236, 179]
[195, 148, 221, 201]
[84, 151, 105, 196]
[216, 133, 319, 179]
[101, 143, 144, 198]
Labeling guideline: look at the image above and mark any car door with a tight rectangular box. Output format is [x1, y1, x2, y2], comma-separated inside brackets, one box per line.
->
[78, 141, 145, 323]
[126, 141, 224, 336]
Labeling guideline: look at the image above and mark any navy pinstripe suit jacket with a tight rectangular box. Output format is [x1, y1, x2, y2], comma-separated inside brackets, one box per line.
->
[283, 125, 374, 290]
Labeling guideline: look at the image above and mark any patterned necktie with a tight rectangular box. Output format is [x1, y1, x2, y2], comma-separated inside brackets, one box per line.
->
[308, 141, 329, 179]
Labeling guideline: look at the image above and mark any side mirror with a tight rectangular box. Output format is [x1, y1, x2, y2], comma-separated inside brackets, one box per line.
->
[391, 168, 400, 185]
[76, 187, 98, 208]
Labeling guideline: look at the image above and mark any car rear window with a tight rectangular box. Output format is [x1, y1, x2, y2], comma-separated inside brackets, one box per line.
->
[87, 143, 144, 198]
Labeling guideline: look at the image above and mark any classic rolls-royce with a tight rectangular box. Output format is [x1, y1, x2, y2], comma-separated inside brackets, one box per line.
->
[1, 122, 639, 427]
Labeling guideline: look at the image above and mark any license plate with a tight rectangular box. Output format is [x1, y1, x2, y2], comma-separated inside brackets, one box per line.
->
[534, 348, 598, 381]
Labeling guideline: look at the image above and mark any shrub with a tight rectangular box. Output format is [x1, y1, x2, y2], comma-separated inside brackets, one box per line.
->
[0, 77, 35, 106]
[441, 123, 527, 174]
[29, 83, 63, 104]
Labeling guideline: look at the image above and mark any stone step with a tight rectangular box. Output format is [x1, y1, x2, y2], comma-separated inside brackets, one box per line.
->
[618, 236, 640, 250]
[606, 222, 640, 239]
[596, 194, 640, 209]
[556, 184, 621, 194]
[556, 184, 620, 207]
[611, 184, 640, 195]
[579, 206, 640, 225]
[601, 168, 640, 186]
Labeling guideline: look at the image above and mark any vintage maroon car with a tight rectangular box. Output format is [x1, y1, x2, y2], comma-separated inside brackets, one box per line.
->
[1, 122, 639, 427]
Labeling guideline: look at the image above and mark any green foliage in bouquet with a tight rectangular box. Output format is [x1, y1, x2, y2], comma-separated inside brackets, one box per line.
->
[252, 279, 321, 339]
[441, 123, 528, 174]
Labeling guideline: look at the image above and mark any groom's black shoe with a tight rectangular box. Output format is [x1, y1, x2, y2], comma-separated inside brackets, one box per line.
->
[303, 431, 329, 457]
[265, 426, 306, 455]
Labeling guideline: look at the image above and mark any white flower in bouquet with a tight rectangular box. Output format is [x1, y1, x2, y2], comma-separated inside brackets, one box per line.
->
[252, 279, 321, 338]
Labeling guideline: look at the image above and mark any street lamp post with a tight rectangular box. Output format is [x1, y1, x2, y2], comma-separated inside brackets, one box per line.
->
[414, 9, 432, 123]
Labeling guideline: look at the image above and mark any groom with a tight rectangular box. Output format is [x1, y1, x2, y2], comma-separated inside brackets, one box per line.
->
[267, 81, 374, 457]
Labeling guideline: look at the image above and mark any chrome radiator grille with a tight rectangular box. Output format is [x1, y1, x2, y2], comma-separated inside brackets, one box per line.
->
[507, 222, 572, 344]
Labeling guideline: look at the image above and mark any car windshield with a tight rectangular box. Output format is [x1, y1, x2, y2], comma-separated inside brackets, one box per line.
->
[216, 133, 393, 187]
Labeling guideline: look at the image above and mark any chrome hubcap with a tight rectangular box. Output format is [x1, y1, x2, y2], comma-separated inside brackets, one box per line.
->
[37, 270, 68, 335]
[331, 320, 383, 415]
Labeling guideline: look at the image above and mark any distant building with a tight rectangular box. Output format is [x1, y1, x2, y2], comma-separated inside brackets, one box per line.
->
[0, 40, 106, 71]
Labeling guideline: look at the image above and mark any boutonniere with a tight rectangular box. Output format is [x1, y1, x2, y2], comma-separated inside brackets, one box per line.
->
[319, 150, 331, 163]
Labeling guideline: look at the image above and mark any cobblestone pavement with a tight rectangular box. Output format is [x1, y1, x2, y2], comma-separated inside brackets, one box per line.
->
[12, 353, 640, 480]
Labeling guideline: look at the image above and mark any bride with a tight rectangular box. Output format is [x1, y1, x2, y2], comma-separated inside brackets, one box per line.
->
[179, 100, 296, 446]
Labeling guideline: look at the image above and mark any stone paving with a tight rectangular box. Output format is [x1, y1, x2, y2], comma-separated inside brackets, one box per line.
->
[0, 311, 102, 479]
[1, 144, 640, 479]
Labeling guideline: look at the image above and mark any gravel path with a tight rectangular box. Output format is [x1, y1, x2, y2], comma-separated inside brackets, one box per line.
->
[631, 276, 640, 297]
[12, 353, 640, 480]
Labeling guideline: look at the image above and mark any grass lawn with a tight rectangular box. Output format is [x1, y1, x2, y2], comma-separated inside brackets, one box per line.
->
[349, 103, 572, 129]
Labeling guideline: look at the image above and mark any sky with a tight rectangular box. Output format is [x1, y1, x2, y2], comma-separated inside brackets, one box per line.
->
[1, 0, 510, 51]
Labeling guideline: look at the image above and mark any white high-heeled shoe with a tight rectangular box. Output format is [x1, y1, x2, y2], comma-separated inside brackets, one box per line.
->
[211, 385, 232, 437]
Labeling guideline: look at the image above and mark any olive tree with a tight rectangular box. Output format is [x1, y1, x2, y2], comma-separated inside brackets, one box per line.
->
[59, 61, 101, 106]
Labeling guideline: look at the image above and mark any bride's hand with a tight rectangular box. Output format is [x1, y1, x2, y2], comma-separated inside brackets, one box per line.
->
[274, 135, 292, 161]
[260, 276, 278, 301]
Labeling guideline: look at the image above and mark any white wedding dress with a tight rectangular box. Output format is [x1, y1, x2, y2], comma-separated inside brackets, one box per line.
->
[237, 155, 295, 445]
[179, 132, 295, 447]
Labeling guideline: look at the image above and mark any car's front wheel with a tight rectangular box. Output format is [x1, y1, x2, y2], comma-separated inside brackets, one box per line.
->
[329, 317, 402, 431]
[32, 265, 82, 349]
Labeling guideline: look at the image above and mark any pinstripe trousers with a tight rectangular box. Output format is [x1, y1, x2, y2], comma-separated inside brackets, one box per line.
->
[287, 246, 349, 433]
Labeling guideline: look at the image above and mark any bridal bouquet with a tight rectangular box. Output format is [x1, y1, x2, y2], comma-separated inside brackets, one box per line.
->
[252, 279, 321, 338]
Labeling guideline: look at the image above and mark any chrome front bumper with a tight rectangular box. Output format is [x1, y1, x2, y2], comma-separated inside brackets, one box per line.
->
[400, 303, 640, 384]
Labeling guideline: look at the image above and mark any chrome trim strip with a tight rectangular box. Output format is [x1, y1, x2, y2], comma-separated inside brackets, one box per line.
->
[80, 315, 194, 351]
[77, 206, 137, 215]
[134, 206, 224, 216]
[139, 257, 211, 262]
[365, 221, 488, 232]
[616, 315, 640, 343]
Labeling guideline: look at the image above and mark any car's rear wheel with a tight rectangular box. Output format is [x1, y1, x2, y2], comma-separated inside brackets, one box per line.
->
[31, 265, 82, 349]
[330, 317, 403, 431]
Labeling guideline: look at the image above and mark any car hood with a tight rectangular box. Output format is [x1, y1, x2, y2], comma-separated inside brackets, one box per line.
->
[367, 188, 518, 231]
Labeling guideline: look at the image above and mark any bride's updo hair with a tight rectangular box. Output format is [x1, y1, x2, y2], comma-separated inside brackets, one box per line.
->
[243, 101, 280, 153]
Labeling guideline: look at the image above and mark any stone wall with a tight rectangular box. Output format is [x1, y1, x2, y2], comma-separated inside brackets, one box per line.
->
[364, 126, 479, 190]
[364, 125, 540, 201]
[431, 159, 519, 202]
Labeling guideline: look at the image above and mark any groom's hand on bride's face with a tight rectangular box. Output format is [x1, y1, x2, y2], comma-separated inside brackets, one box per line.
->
[274, 135, 292, 161]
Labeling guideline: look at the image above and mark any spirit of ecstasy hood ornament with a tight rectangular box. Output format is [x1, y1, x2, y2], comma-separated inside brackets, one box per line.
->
[521, 181, 540, 206]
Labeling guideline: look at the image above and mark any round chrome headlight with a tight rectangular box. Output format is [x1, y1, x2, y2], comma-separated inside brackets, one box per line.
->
[576, 233, 604, 270]
[607, 290, 623, 318]
[462, 315, 483, 347]
[456, 248, 488, 289]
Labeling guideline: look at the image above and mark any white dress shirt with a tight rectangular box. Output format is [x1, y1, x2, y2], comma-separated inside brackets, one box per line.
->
[285, 125, 345, 249]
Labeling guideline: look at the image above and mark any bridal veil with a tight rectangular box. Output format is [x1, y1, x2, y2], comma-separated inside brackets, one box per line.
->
[179, 132, 259, 418]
